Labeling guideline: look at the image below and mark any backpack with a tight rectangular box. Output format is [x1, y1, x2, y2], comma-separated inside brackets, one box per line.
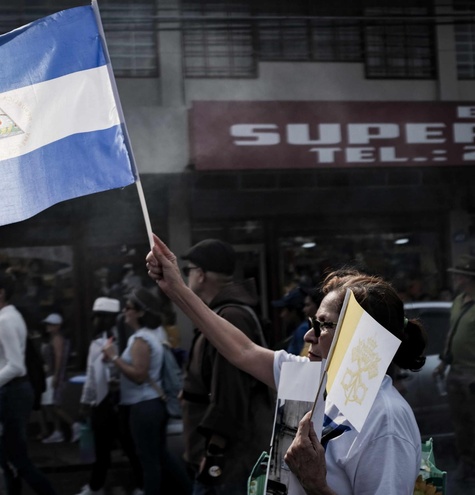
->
[149, 343, 184, 418]
[160, 343, 184, 418]
[213, 303, 269, 348]
[25, 336, 46, 410]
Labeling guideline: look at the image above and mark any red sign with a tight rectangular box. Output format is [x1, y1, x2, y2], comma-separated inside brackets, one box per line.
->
[190, 101, 475, 170]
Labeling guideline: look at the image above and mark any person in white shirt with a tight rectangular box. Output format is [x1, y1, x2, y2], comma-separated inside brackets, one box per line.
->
[145, 235, 428, 495]
[0, 270, 57, 495]
[76, 297, 142, 495]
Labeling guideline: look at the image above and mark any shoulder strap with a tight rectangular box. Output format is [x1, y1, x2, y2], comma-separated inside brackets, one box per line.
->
[212, 303, 268, 348]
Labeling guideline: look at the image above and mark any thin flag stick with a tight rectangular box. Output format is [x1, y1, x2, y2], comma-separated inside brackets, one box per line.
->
[91, 0, 154, 249]
[310, 289, 351, 416]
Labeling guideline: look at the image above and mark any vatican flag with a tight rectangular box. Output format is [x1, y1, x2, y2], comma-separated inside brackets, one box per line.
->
[324, 290, 401, 431]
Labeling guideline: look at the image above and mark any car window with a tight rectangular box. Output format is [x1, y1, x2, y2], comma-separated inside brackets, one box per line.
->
[404, 308, 450, 355]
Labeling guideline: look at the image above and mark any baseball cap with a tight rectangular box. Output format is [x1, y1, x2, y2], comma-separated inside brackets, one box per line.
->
[42, 313, 63, 325]
[271, 287, 305, 310]
[181, 239, 236, 275]
[92, 297, 120, 313]
[447, 255, 475, 277]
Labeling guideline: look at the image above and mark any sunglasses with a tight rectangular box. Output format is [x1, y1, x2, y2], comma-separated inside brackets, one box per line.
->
[182, 266, 201, 277]
[308, 317, 338, 336]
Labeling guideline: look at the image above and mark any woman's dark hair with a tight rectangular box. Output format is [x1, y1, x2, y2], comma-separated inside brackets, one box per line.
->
[322, 270, 427, 372]
[129, 288, 162, 329]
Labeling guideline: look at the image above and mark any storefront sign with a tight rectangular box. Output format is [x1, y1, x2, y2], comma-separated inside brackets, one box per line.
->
[190, 101, 475, 170]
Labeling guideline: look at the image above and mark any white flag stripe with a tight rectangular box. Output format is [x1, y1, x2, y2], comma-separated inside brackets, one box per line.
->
[0, 65, 119, 161]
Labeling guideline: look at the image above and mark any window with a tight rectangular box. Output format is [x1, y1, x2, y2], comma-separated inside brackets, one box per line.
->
[364, 7, 436, 79]
[182, 1, 255, 78]
[454, 0, 475, 80]
[0, 0, 158, 78]
[255, 2, 362, 62]
[182, 0, 363, 78]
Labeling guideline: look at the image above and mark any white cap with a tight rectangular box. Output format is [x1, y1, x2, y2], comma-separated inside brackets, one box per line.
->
[43, 313, 63, 325]
[92, 297, 120, 313]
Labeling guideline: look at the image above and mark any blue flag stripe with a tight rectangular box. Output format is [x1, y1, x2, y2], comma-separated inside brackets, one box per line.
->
[0, 6, 107, 94]
[0, 126, 136, 226]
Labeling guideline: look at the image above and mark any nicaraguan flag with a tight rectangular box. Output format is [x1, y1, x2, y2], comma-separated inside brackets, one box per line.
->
[0, 6, 136, 226]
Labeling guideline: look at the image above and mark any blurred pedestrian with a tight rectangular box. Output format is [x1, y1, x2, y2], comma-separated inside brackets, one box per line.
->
[179, 239, 274, 495]
[299, 286, 323, 357]
[433, 255, 475, 485]
[0, 270, 57, 495]
[76, 297, 143, 495]
[40, 313, 81, 444]
[103, 288, 191, 495]
[272, 287, 308, 355]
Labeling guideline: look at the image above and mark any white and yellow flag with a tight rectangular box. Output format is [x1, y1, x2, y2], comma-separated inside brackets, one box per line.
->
[323, 290, 402, 431]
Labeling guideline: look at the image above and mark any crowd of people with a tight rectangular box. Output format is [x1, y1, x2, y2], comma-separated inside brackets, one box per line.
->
[1, 238, 474, 494]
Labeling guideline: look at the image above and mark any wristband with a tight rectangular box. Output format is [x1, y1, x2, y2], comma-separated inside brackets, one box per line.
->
[112, 355, 119, 362]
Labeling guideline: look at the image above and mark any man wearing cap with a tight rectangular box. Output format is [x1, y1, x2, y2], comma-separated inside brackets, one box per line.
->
[76, 297, 143, 495]
[180, 239, 274, 495]
[0, 270, 57, 494]
[434, 255, 475, 484]
[272, 287, 309, 355]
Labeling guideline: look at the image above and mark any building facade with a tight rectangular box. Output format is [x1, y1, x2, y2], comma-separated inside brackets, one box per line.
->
[1, 0, 475, 359]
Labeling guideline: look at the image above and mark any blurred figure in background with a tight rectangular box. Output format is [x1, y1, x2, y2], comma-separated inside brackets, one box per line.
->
[433, 255, 475, 488]
[103, 288, 191, 495]
[40, 313, 81, 444]
[76, 297, 142, 495]
[179, 239, 273, 495]
[0, 270, 57, 495]
[272, 287, 308, 355]
[299, 286, 323, 357]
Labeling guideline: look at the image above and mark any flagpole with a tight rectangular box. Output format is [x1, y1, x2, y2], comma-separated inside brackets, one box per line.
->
[91, 0, 154, 249]
[310, 288, 352, 416]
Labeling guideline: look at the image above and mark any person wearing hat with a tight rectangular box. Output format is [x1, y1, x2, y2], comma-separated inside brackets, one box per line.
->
[178, 239, 274, 495]
[76, 297, 143, 495]
[433, 255, 475, 485]
[272, 287, 309, 355]
[0, 270, 58, 494]
[102, 288, 191, 495]
[40, 312, 81, 444]
[300, 286, 324, 358]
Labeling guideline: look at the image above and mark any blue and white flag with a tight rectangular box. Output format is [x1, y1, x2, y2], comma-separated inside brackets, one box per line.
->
[0, 6, 136, 226]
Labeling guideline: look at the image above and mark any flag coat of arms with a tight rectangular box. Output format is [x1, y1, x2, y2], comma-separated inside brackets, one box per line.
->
[0, 6, 136, 226]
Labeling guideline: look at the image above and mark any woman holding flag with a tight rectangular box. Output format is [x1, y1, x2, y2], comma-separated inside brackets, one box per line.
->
[145, 235, 427, 495]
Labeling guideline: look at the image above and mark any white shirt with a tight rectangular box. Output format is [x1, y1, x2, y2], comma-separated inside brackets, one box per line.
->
[0, 305, 27, 387]
[273, 350, 421, 495]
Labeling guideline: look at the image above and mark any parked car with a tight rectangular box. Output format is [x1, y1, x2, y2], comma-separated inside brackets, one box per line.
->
[401, 301, 453, 442]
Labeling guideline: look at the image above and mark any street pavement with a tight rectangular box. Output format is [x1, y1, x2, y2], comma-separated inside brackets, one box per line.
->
[24, 418, 186, 495]
[22, 374, 187, 495]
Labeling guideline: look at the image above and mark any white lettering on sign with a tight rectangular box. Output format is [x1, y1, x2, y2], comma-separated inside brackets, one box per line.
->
[309, 148, 341, 163]
[347, 124, 399, 144]
[231, 124, 280, 145]
[457, 106, 475, 118]
[346, 147, 376, 162]
[453, 124, 475, 143]
[406, 124, 446, 143]
[287, 124, 341, 145]
[226, 108, 475, 165]
[379, 147, 408, 162]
